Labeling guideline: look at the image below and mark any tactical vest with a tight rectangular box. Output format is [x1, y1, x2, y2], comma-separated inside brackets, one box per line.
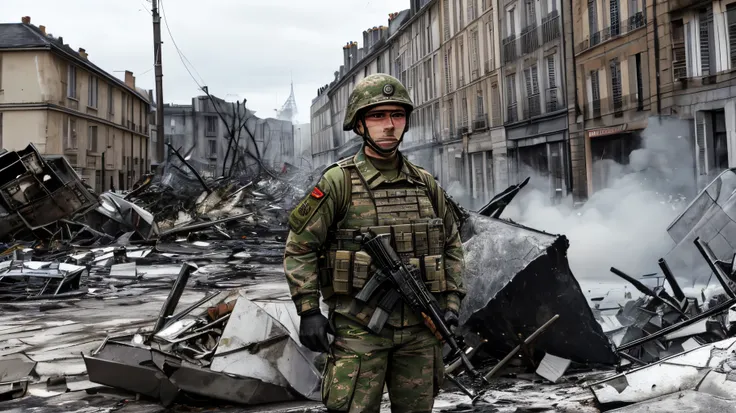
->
[317, 157, 450, 329]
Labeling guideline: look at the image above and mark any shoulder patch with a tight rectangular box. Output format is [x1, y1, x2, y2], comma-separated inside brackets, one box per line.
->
[289, 186, 329, 234]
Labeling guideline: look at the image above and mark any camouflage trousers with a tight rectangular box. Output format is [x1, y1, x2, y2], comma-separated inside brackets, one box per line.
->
[321, 314, 444, 413]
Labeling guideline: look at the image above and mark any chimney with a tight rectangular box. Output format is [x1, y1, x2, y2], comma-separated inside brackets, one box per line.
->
[124, 70, 135, 89]
[39, 25, 46, 35]
[21, 16, 31, 24]
[78, 48, 88, 59]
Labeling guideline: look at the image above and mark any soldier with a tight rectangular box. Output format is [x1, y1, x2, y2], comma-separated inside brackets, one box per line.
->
[283, 73, 465, 413]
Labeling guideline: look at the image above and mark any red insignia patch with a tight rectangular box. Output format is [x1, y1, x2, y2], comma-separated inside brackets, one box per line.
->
[310, 187, 324, 199]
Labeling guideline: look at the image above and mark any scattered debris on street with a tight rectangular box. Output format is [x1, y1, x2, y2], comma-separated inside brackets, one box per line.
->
[1, 142, 735, 412]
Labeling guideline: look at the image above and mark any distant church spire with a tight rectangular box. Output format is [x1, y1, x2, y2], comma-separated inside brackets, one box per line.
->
[277, 79, 298, 123]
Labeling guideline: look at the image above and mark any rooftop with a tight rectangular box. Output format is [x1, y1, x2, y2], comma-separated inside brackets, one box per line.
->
[0, 17, 149, 102]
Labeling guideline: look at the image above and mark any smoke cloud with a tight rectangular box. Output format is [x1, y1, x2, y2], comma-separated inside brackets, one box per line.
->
[500, 117, 699, 300]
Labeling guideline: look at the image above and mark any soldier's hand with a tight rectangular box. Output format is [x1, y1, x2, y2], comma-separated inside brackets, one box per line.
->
[299, 310, 335, 353]
[444, 309, 459, 333]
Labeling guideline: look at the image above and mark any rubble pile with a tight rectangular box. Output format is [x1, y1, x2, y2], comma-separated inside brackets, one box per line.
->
[1, 141, 736, 412]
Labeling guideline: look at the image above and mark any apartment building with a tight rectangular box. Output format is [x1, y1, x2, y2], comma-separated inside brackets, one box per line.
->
[310, 87, 335, 169]
[439, 0, 507, 209]
[499, 0, 567, 203]
[564, 0, 651, 198]
[310, 0, 514, 209]
[664, 0, 736, 188]
[0, 17, 153, 193]
[164, 95, 295, 177]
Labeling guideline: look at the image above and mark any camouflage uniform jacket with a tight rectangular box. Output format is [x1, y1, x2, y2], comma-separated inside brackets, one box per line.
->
[283, 146, 466, 328]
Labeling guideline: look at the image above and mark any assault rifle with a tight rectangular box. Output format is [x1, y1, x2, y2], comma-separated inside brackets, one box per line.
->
[354, 230, 489, 396]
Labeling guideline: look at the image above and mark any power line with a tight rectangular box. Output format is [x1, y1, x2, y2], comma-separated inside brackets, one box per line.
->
[159, 0, 207, 89]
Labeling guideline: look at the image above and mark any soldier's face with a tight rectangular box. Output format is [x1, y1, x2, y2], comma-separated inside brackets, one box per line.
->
[358, 104, 407, 150]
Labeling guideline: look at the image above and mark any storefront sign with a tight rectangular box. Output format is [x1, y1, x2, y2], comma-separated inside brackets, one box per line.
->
[588, 125, 627, 138]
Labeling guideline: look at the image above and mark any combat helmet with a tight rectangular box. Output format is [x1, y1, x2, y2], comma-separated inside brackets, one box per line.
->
[343, 74, 414, 155]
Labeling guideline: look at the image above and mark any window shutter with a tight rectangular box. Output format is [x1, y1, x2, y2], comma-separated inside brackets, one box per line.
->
[547, 56, 556, 87]
[727, 5, 736, 68]
[699, 7, 713, 76]
[695, 112, 707, 175]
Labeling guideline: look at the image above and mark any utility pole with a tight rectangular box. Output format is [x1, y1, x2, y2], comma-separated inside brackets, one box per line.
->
[152, 0, 165, 165]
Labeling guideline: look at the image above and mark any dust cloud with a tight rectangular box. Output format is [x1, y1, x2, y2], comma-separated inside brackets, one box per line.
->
[502, 117, 698, 300]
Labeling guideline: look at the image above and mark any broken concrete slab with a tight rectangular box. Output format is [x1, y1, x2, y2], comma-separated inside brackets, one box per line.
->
[608, 390, 736, 413]
[589, 337, 736, 406]
[457, 212, 618, 366]
[85, 288, 321, 407]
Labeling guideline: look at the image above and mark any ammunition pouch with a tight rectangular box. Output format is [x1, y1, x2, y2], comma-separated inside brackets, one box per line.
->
[320, 219, 447, 297]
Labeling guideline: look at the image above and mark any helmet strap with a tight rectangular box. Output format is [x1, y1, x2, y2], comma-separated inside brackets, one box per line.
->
[358, 117, 404, 156]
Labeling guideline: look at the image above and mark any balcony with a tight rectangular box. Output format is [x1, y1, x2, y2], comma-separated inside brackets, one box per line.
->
[472, 114, 488, 131]
[577, 12, 646, 54]
[520, 24, 540, 55]
[584, 93, 644, 120]
[502, 35, 517, 64]
[506, 102, 519, 123]
[523, 94, 542, 119]
[503, 13, 560, 64]
[542, 11, 560, 43]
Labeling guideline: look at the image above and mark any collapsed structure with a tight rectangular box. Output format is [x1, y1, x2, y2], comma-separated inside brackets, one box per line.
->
[0, 144, 735, 412]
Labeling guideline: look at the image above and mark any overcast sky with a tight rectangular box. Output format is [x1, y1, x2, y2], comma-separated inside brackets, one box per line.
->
[3, 0, 404, 124]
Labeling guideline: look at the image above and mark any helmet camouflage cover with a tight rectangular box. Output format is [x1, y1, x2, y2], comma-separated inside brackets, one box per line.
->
[343, 73, 414, 131]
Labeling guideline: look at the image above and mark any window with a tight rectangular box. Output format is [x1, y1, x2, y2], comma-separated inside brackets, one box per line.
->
[67, 65, 77, 98]
[524, 65, 540, 117]
[108, 85, 114, 116]
[0, 54, 3, 90]
[610, 59, 622, 117]
[444, 47, 453, 92]
[459, 38, 465, 86]
[610, 0, 620, 37]
[448, 98, 455, 134]
[65, 117, 78, 149]
[207, 139, 217, 157]
[122, 94, 128, 124]
[0, 113, 2, 148]
[727, 5, 736, 68]
[461, 95, 469, 129]
[588, 0, 599, 46]
[491, 83, 501, 125]
[525, 0, 537, 27]
[590, 70, 601, 117]
[699, 7, 714, 76]
[506, 73, 518, 122]
[205, 116, 217, 136]
[476, 90, 485, 117]
[507, 7, 516, 36]
[672, 19, 687, 80]
[471, 29, 480, 78]
[444, 0, 451, 41]
[88, 76, 98, 108]
[88, 125, 98, 152]
[486, 20, 494, 72]
[377, 54, 383, 73]
[635, 53, 643, 110]
[546, 55, 558, 111]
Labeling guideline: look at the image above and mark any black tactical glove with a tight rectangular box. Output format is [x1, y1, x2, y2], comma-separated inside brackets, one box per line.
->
[444, 309, 459, 333]
[299, 309, 335, 353]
